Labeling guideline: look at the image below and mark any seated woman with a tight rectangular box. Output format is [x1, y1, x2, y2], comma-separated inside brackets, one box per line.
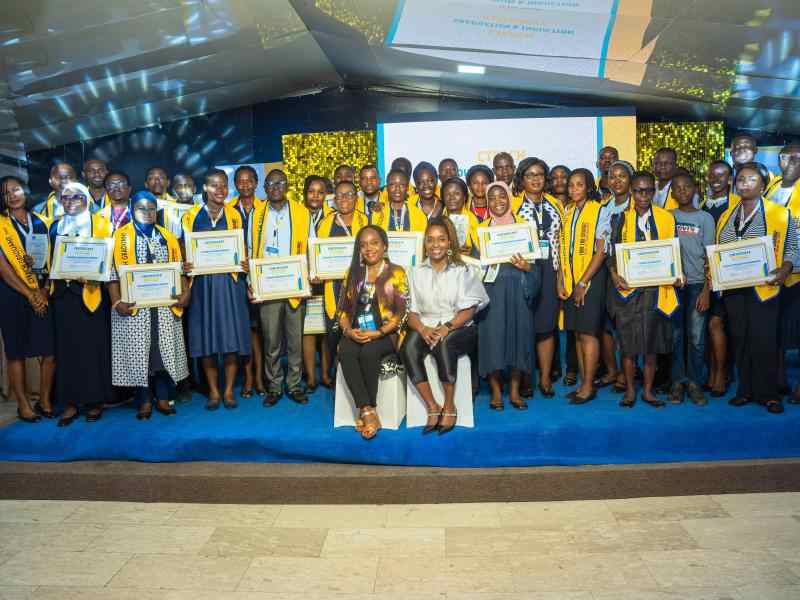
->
[401, 217, 489, 434]
[607, 171, 681, 408]
[0, 175, 54, 422]
[47, 182, 114, 425]
[477, 181, 541, 410]
[336, 225, 408, 440]
[109, 192, 191, 420]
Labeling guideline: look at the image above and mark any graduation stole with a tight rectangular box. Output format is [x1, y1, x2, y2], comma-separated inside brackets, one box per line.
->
[715, 198, 789, 301]
[115, 222, 183, 317]
[617, 206, 679, 317]
[182, 204, 243, 281]
[443, 206, 480, 251]
[0, 215, 38, 289]
[317, 211, 368, 319]
[766, 179, 800, 287]
[559, 200, 602, 296]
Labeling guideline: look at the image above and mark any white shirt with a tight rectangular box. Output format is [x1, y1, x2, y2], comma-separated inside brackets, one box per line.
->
[263, 201, 291, 257]
[653, 181, 671, 208]
[407, 259, 490, 327]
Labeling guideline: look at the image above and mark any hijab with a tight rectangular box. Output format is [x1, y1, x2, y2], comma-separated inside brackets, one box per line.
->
[486, 181, 515, 226]
[56, 181, 92, 236]
[130, 190, 157, 236]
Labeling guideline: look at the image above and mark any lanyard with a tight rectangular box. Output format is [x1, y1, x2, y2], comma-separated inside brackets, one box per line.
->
[523, 196, 545, 234]
[569, 204, 583, 260]
[110, 206, 129, 230]
[637, 211, 652, 241]
[735, 202, 759, 239]
[389, 204, 407, 231]
[133, 222, 162, 262]
[205, 205, 224, 228]
[335, 213, 353, 237]
[11, 212, 34, 249]
[311, 209, 323, 230]
[418, 199, 439, 221]
[271, 207, 287, 246]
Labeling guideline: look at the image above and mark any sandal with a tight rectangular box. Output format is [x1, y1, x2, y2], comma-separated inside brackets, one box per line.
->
[766, 399, 785, 414]
[424, 408, 442, 435]
[594, 374, 617, 388]
[240, 388, 253, 399]
[33, 402, 55, 419]
[438, 411, 457, 436]
[537, 383, 555, 398]
[612, 380, 627, 394]
[619, 394, 636, 408]
[360, 408, 381, 440]
[137, 402, 153, 421]
[563, 372, 578, 386]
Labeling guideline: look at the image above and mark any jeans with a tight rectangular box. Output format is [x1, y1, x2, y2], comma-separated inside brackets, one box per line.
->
[671, 283, 708, 386]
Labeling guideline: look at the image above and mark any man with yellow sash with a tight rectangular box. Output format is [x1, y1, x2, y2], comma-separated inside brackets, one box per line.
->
[715, 162, 796, 414]
[95, 171, 133, 233]
[182, 168, 251, 411]
[46, 182, 114, 426]
[356, 164, 382, 221]
[83, 159, 109, 208]
[250, 168, 311, 407]
[652, 147, 680, 210]
[371, 169, 428, 233]
[109, 192, 190, 420]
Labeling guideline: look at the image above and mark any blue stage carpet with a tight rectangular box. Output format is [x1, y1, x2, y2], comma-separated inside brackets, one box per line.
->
[1, 374, 799, 466]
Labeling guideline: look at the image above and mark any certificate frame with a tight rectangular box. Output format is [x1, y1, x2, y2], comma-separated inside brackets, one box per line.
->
[249, 255, 311, 302]
[50, 236, 114, 282]
[706, 235, 777, 292]
[476, 222, 541, 266]
[119, 262, 183, 308]
[307, 237, 356, 280]
[184, 229, 245, 276]
[615, 238, 683, 288]
[387, 231, 424, 268]
[303, 296, 326, 334]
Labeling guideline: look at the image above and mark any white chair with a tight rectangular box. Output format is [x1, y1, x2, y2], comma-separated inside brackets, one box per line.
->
[334, 366, 407, 430]
[406, 354, 474, 428]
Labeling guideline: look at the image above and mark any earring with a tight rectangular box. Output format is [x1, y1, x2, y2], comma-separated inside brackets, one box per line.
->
[359, 256, 365, 267]
[447, 249, 453, 256]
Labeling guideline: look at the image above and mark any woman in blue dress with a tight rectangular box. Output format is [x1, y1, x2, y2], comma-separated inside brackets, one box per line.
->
[182, 169, 251, 411]
[478, 181, 541, 410]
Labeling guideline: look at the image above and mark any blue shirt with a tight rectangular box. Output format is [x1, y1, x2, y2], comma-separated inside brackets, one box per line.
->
[263, 201, 291, 257]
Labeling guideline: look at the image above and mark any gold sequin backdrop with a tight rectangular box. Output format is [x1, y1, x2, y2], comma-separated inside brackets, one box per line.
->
[281, 123, 724, 199]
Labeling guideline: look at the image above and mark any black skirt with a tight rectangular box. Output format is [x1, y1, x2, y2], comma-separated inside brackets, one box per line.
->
[52, 283, 113, 408]
[564, 266, 607, 335]
[0, 279, 54, 360]
[533, 261, 559, 335]
[615, 287, 673, 356]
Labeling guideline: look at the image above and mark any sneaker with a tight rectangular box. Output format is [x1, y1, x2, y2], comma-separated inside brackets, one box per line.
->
[687, 382, 707, 406]
[669, 382, 685, 404]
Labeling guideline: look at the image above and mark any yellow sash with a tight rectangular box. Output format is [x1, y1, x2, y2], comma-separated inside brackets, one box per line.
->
[182, 204, 243, 281]
[765, 179, 800, 286]
[560, 200, 602, 296]
[317, 211, 368, 319]
[617, 206, 679, 316]
[443, 206, 480, 253]
[0, 215, 39, 289]
[114, 222, 183, 316]
[715, 198, 789, 302]
[371, 200, 428, 232]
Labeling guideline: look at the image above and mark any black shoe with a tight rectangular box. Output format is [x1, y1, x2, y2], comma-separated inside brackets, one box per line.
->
[437, 412, 457, 435]
[619, 395, 636, 408]
[176, 389, 193, 404]
[263, 393, 280, 407]
[17, 410, 40, 423]
[205, 397, 221, 411]
[728, 395, 750, 407]
[643, 397, 666, 408]
[570, 390, 596, 405]
[423, 411, 441, 435]
[510, 399, 528, 410]
[520, 386, 533, 399]
[766, 399, 785, 414]
[155, 402, 177, 416]
[289, 389, 309, 405]
[223, 396, 238, 410]
[57, 409, 79, 427]
[85, 408, 103, 422]
[550, 368, 562, 381]
[33, 403, 55, 419]
[669, 382, 685, 404]
[537, 384, 555, 398]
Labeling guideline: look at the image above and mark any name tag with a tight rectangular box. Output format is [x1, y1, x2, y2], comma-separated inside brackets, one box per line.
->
[357, 312, 377, 330]
[484, 264, 499, 283]
[539, 239, 550, 259]
[266, 246, 280, 256]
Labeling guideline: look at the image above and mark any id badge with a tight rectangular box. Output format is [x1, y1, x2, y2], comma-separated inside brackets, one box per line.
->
[483, 264, 499, 283]
[539, 239, 550, 259]
[266, 246, 280, 256]
[357, 312, 377, 331]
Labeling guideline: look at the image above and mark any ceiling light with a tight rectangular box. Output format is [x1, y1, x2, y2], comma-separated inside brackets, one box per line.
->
[458, 64, 485, 75]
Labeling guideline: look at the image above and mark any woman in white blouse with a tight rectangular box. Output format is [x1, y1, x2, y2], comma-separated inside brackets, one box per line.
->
[401, 216, 490, 435]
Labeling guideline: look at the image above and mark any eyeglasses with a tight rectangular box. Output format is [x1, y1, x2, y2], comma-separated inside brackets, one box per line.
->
[524, 172, 545, 180]
[61, 194, 85, 202]
[779, 154, 800, 163]
[632, 187, 656, 194]
[106, 181, 128, 189]
[267, 181, 288, 189]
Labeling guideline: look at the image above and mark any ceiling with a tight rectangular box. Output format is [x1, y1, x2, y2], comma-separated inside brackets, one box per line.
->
[1, 0, 798, 161]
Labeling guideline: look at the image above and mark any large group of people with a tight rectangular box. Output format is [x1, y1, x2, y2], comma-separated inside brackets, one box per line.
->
[2, 133, 800, 439]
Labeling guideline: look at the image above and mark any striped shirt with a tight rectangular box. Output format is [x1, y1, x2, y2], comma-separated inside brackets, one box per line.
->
[718, 200, 799, 265]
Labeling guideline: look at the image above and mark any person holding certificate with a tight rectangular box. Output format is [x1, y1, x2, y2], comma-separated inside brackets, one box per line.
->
[0, 176, 55, 422]
[371, 169, 427, 233]
[607, 171, 681, 408]
[182, 168, 251, 411]
[558, 169, 608, 405]
[249, 169, 311, 407]
[511, 158, 564, 398]
[317, 180, 369, 327]
[231, 165, 266, 400]
[401, 217, 489, 434]
[441, 177, 479, 255]
[108, 192, 190, 420]
[717, 162, 797, 414]
[47, 182, 114, 425]
[336, 225, 409, 440]
[478, 181, 541, 411]
[466, 165, 494, 222]
[302, 175, 333, 391]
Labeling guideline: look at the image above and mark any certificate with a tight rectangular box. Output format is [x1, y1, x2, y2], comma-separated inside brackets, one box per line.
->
[308, 237, 355, 280]
[304, 296, 326, 334]
[706, 235, 777, 292]
[615, 238, 683, 288]
[249, 255, 311, 301]
[119, 262, 183, 308]
[50, 236, 114, 281]
[387, 231, 423, 267]
[185, 229, 244, 276]
[157, 199, 193, 238]
[476, 222, 541, 266]
[27, 234, 49, 272]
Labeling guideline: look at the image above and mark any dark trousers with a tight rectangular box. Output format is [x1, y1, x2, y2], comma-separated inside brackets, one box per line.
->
[401, 326, 477, 385]
[724, 290, 779, 403]
[672, 283, 708, 386]
[338, 335, 396, 408]
[135, 372, 173, 405]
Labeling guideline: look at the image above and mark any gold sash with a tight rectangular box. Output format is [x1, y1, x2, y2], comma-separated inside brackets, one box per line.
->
[560, 200, 602, 296]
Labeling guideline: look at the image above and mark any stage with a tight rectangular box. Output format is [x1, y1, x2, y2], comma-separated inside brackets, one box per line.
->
[1, 376, 799, 468]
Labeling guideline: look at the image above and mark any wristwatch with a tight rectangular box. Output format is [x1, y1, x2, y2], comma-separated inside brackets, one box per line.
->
[577, 281, 587, 288]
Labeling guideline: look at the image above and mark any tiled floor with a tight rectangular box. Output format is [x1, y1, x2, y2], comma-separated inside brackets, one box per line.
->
[0, 494, 799, 598]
